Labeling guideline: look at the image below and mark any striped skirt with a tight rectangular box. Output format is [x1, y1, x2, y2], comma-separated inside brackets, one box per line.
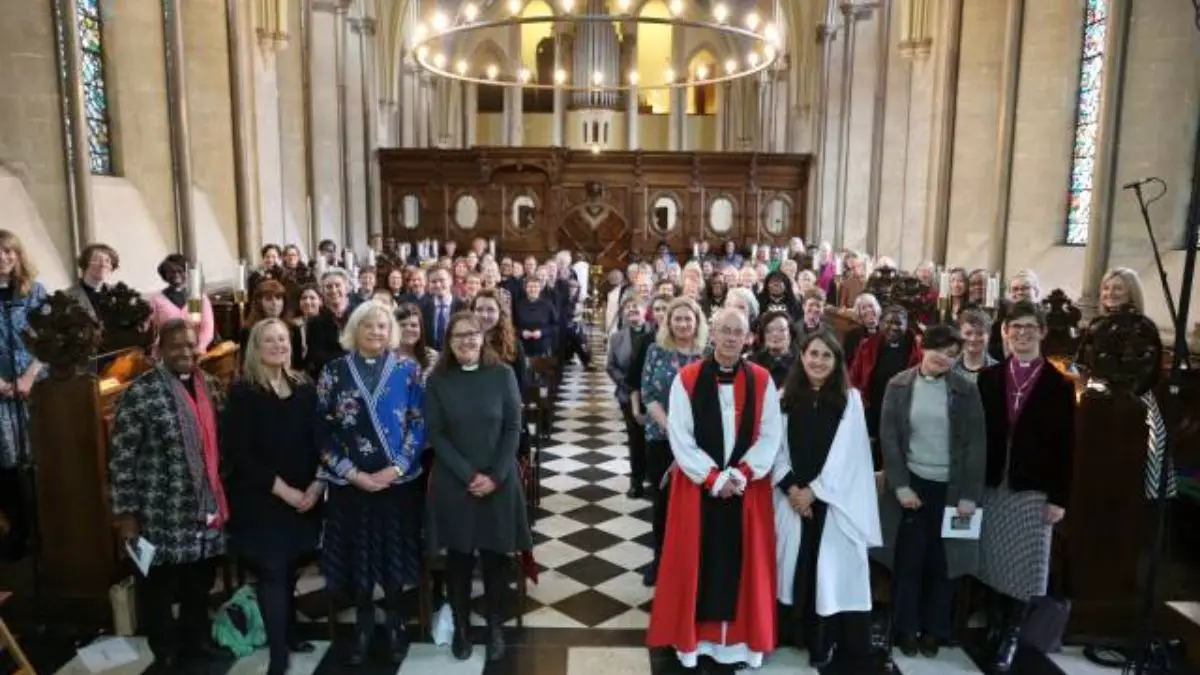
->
[321, 480, 422, 596]
[977, 486, 1052, 601]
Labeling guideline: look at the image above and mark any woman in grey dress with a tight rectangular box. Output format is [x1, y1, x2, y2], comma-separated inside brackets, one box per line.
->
[425, 311, 532, 663]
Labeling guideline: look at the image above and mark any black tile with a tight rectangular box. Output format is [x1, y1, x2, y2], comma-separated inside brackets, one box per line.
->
[532, 529, 551, 546]
[483, 645, 570, 675]
[573, 414, 610, 424]
[557, 527, 625, 554]
[561, 498, 621, 520]
[552, 588, 633, 627]
[627, 505, 654, 522]
[529, 506, 556, 522]
[570, 450, 616, 466]
[568, 466, 622, 483]
[632, 529, 655, 549]
[573, 425, 611, 437]
[572, 437, 613, 449]
[554, 555, 628, 588]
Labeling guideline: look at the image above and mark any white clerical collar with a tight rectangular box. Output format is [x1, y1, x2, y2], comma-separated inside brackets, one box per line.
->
[462, 363, 480, 372]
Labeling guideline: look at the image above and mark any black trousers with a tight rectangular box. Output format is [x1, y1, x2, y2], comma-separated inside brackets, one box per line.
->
[0, 467, 30, 560]
[618, 402, 646, 488]
[892, 474, 954, 639]
[138, 557, 218, 659]
[446, 549, 509, 622]
[253, 558, 302, 674]
[646, 440, 672, 566]
[560, 321, 590, 365]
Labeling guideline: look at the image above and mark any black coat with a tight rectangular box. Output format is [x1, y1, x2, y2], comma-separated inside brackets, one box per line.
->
[419, 295, 465, 351]
[303, 309, 347, 378]
[221, 379, 322, 563]
[977, 360, 1075, 507]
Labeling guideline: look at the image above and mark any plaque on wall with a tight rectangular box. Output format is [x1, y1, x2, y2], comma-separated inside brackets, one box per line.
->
[709, 195, 735, 235]
[454, 193, 479, 230]
[650, 193, 680, 233]
[763, 196, 790, 236]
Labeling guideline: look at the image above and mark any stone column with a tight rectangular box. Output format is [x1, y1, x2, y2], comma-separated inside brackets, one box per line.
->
[865, 0, 894, 256]
[227, 0, 260, 261]
[987, 0, 1024, 275]
[1079, 0, 1132, 317]
[552, 32, 566, 146]
[300, 0, 319, 253]
[923, 0, 962, 264]
[625, 25, 638, 150]
[333, 1, 351, 247]
[465, 82, 478, 147]
[832, 2, 874, 252]
[507, 23, 523, 146]
[58, 0, 95, 258]
[163, 0, 197, 261]
[811, 3, 838, 244]
[668, 26, 685, 151]
[352, 15, 379, 237]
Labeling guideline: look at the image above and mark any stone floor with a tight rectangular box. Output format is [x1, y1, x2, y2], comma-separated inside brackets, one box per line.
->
[37, 361, 1150, 674]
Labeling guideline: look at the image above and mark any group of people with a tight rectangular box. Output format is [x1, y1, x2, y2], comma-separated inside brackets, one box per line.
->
[602, 241, 1148, 672]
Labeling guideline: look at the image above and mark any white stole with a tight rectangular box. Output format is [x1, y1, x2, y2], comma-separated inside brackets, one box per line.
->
[773, 389, 882, 616]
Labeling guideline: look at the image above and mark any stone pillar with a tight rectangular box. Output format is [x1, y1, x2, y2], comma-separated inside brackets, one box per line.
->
[625, 25, 638, 150]
[552, 32, 566, 146]
[1079, 0, 1132, 318]
[227, 0, 260, 261]
[163, 0, 198, 261]
[332, 1, 351, 248]
[465, 82, 478, 147]
[865, 0, 894, 256]
[668, 26, 685, 151]
[811, 3, 839, 244]
[58, 0, 95, 259]
[300, 0, 319, 253]
[987, 0, 1024, 275]
[507, 23, 523, 146]
[352, 15, 379, 237]
[922, 0, 962, 264]
[714, 84, 726, 151]
[832, 2, 873, 252]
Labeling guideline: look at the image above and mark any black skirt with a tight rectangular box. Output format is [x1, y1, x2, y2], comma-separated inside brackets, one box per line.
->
[321, 481, 422, 595]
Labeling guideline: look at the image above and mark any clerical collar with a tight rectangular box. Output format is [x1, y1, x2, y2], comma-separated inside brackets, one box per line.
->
[462, 363, 480, 372]
[714, 358, 741, 383]
[1014, 356, 1043, 367]
[919, 369, 944, 382]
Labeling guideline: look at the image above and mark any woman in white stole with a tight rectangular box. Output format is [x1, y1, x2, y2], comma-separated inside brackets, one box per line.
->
[773, 331, 882, 669]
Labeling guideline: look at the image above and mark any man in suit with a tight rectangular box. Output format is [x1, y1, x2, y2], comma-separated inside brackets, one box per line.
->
[421, 267, 463, 351]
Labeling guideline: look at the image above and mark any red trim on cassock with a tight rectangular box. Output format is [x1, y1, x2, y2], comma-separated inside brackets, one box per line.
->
[646, 360, 777, 656]
[702, 468, 721, 491]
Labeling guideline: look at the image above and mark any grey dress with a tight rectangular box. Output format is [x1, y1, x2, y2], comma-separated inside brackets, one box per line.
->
[425, 362, 532, 554]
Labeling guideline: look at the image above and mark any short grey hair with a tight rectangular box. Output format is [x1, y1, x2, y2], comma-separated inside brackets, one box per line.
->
[711, 307, 750, 334]
[854, 292, 881, 318]
[339, 300, 400, 352]
[321, 268, 352, 287]
[724, 286, 760, 322]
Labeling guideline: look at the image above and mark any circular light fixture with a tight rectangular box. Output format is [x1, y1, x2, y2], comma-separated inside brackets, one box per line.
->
[412, 10, 780, 91]
[590, 144, 601, 154]
[456, 60, 469, 75]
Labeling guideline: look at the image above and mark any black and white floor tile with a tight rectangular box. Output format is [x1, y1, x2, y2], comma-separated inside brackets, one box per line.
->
[41, 355, 1158, 674]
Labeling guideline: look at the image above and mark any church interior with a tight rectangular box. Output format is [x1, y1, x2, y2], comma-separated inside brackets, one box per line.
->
[1, 0, 1199, 673]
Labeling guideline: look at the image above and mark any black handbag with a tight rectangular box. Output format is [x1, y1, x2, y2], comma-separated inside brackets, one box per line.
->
[1020, 595, 1072, 653]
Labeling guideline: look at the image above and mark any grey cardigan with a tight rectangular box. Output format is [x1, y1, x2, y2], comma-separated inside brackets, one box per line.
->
[605, 326, 638, 404]
[872, 367, 987, 578]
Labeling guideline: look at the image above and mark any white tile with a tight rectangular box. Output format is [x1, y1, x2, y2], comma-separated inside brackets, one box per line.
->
[596, 444, 630, 458]
[596, 475, 630, 493]
[525, 570, 589, 606]
[522, 606, 588, 629]
[542, 443, 590, 458]
[594, 571, 654, 608]
[553, 419, 588, 431]
[533, 539, 588, 568]
[566, 647, 651, 675]
[597, 421, 627, 432]
[598, 432, 630, 445]
[398, 643, 487, 674]
[223, 641, 332, 675]
[557, 408, 590, 419]
[595, 514, 652, 539]
[538, 492, 588, 514]
[595, 608, 650, 630]
[542, 474, 588, 493]
[294, 569, 326, 597]
[542, 457, 591, 474]
[533, 514, 588, 538]
[741, 647, 819, 673]
[1049, 646, 1123, 675]
[551, 431, 588, 443]
[597, 458, 631, 475]
[595, 541, 654, 570]
[595, 493, 652, 514]
[890, 646, 983, 674]
[55, 637, 153, 675]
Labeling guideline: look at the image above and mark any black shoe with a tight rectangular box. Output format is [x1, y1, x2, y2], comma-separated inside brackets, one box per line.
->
[451, 626, 473, 660]
[808, 620, 835, 668]
[180, 639, 226, 662]
[896, 633, 919, 658]
[626, 485, 645, 499]
[288, 638, 316, 654]
[345, 623, 373, 666]
[992, 629, 1020, 672]
[144, 652, 177, 675]
[918, 634, 939, 658]
[386, 619, 410, 664]
[485, 620, 506, 662]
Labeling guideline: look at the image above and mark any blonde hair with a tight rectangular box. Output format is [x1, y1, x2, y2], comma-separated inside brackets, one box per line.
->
[0, 230, 37, 296]
[242, 319, 301, 389]
[656, 296, 708, 351]
[339, 300, 401, 352]
[1101, 266, 1145, 314]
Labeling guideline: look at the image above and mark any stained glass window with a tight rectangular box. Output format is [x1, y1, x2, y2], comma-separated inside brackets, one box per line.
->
[1065, 0, 1107, 245]
[71, 0, 113, 175]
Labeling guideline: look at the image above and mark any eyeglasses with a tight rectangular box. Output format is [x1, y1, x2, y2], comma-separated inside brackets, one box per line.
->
[1007, 323, 1040, 333]
[765, 325, 790, 336]
[450, 330, 483, 341]
[714, 326, 747, 338]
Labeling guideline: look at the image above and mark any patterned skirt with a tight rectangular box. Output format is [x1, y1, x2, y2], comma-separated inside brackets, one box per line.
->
[321, 480, 422, 596]
[0, 398, 30, 469]
[977, 486, 1052, 601]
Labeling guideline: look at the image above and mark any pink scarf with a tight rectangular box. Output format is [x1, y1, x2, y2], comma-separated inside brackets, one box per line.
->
[169, 370, 230, 529]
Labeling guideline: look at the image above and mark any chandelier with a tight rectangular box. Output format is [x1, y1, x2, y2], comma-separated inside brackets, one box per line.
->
[409, 0, 783, 91]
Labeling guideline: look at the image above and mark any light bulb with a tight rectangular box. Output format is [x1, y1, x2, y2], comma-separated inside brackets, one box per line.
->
[627, 70, 639, 85]
[668, 0, 684, 15]
[764, 23, 780, 44]
[486, 64, 499, 80]
[747, 51, 760, 67]
[713, 3, 728, 22]
[724, 58, 738, 74]
[663, 67, 676, 83]
[413, 23, 428, 41]
[745, 11, 760, 30]
[560, 0, 573, 11]
[463, 3, 479, 21]
[695, 64, 709, 80]
[592, 70, 604, 85]
[456, 59, 469, 75]
[518, 68, 532, 83]
[431, 11, 449, 32]
[616, 0, 633, 11]
[590, 144, 601, 154]
[508, 0, 522, 14]
[433, 52, 447, 68]
[554, 68, 567, 84]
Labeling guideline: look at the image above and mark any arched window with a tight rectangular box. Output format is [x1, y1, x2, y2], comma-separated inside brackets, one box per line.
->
[1064, 0, 1107, 245]
[60, 0, 114, 175]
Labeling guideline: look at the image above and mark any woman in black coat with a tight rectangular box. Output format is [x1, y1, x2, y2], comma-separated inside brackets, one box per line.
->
[514, 274, 558, 357]
[222, 319, 323, 675]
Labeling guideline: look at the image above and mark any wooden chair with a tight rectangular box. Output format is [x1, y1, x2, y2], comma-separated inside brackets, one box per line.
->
[416, 554, 528, 638]
[0, 593, 35, 675]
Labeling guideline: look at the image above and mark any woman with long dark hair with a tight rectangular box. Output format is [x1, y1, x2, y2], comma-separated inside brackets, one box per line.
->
[471, 289, 527, 395]
[774, 330, 881, 669]
[394, 302, 436, 377]
[240, 280, 294, 352]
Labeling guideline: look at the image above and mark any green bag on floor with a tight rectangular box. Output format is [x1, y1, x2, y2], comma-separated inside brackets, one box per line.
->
[211, 585, 267, 658]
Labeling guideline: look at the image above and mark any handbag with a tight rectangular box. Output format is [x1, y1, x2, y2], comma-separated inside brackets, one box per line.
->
[109, 577, 137, 637]
[1020, 595, 1071, 653]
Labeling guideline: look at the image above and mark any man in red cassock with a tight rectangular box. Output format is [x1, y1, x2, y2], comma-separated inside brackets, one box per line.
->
[647, 308, 783, 669]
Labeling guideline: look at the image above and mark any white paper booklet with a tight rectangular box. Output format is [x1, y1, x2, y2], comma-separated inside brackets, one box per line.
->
[941, 507, 983, 540]
[124, 537, 157, 577]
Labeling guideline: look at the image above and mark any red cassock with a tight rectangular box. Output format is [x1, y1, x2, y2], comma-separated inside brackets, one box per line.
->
[646, 361, 777, 660]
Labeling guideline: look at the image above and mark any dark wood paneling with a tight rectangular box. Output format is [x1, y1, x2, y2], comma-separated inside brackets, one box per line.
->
[378, 147, 811, 266]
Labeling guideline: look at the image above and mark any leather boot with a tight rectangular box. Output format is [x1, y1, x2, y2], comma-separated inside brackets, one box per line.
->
[447, 557, 474, 661]
[345, 603, 374, 666]
[992, 599, 1026, 673]
[482, 553, 509, 662]
[385, 610, 410, 664]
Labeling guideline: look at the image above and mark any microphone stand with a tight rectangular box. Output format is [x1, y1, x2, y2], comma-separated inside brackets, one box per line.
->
[1122, 118, 1200, 674]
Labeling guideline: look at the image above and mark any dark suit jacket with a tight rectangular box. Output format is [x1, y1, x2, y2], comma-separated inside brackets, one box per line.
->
[420, 294, 465, 350]
[977, 359, 1075, 507]
[303, 309, 346, 378]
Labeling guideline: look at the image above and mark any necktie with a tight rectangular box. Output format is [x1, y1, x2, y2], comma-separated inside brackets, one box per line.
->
[435, 303, 447, 348]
